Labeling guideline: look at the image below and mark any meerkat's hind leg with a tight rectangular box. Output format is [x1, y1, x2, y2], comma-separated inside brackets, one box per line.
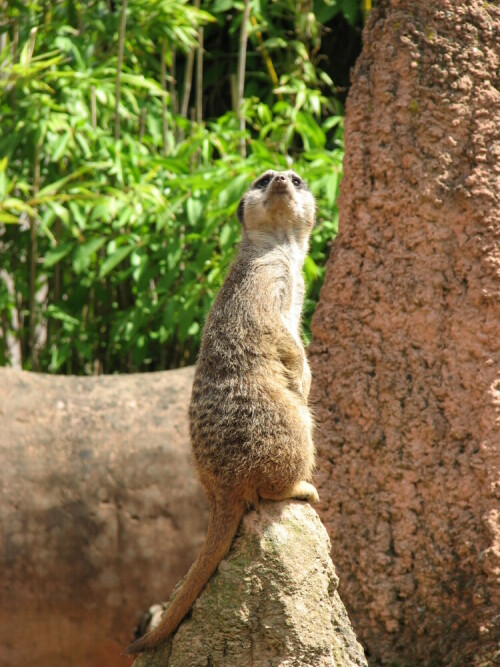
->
[259, 480, 319, 504]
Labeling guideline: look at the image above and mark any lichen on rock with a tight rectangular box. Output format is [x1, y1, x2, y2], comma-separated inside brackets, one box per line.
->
[133, 500, 367, 667]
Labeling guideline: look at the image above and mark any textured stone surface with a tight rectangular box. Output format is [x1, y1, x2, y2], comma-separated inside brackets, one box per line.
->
[309, 1, 500, 665]
[0, 366, 206, 667]
[133, 501, 367, 667]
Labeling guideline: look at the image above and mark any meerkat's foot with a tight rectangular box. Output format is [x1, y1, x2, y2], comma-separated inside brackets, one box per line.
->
[288, 480, 319, 503]
[259, 480, 319, 504]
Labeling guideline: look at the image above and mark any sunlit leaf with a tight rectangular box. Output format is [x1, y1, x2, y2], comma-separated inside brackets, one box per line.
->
[73, 237, 107, 274]
[43, 244, 73, 268]
[99, 244, 135, 278]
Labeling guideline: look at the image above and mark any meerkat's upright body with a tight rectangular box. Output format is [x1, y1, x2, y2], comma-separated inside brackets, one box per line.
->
[126, 169, 318, 655]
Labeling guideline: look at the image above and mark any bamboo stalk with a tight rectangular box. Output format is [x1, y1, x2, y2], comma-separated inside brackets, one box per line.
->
[47, 218, 62, 359]
[230, 73, 237, 115]
[160, 36, 168, 155]
[236, 0, 251, 157]
[160, 343, 167, 370]
[249, 15, 281, 98]
[170, 48, 178, 115]
[76, 2, 84, 36]
[180, 0, 200, 118]
[90, 85, 97, 129]
[23, 23, 41, 370]
[196, 26, 203, 124]
[139, 106, 147, 141]
[363, 0, 372, 21]
[170, 47, 179, 142]
[114, 0, 127, 141]
[0, 7, 6, 54]
[1, 297, 9, 365]
[189, 107, 197, 170]
[11, 17, 19, 57]
[10, 243, 24, 365]
[11, 17, 18, 109]
[180, 48, 195, 119]
[29, 144, 40, 370]
[26, 26, 37, 64]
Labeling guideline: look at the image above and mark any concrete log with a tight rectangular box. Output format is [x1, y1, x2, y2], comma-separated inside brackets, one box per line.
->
[0, 366, 207, 667]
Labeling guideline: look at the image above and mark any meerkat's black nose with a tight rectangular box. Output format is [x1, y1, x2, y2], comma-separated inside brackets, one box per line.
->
[275, 174, 286, 182]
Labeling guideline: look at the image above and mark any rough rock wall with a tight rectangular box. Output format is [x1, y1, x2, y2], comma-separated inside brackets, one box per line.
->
[0, 367, 206, 667]
[133, 501, 367, 667]
[309, 1, 500, 665]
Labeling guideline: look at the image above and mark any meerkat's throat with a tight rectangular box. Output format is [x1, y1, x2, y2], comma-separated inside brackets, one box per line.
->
[243, 228, 308, 268]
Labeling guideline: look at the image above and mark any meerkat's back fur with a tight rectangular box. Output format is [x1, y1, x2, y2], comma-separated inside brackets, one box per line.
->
[125, 169, 319, 655]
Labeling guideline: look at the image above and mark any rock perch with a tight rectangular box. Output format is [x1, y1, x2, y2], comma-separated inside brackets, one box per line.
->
[132, 500, 367, 667]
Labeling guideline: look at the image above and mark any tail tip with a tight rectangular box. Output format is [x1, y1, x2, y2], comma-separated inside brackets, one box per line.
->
[122, 636, 151, 656]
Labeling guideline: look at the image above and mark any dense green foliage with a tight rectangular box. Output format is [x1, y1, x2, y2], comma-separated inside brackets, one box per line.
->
[0, 0, 362, 374]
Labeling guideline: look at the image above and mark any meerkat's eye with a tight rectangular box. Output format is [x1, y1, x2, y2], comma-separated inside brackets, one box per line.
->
[254, 175, 271, 189]
[291, 176, 303, 187]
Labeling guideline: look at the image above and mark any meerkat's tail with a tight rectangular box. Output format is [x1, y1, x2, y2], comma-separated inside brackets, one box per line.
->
[124, 498, 246, 655]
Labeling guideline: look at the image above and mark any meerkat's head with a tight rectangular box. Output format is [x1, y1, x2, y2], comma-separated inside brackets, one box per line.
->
[237, 170, 315, 242]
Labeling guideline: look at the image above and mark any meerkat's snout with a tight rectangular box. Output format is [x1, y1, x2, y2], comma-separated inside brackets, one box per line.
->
[266, 175, 294, 205]
[268, 173, 289, 193]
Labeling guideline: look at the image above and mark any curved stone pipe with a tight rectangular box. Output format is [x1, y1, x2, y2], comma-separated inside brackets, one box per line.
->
[0, 366, 207, 667]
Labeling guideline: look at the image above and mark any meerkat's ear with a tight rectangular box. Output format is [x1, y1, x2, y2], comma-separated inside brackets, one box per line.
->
[237, 196, 245, 224]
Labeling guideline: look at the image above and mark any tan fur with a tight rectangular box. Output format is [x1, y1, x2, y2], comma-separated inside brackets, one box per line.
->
[125, 169, 319, 655]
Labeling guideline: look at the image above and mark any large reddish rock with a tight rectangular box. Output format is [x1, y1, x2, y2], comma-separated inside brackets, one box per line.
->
[309, 1, 500, 665]
[0, 366, 207, 667]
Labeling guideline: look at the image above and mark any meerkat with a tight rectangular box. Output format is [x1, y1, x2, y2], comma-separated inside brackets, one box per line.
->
[125, 169, 319, 655]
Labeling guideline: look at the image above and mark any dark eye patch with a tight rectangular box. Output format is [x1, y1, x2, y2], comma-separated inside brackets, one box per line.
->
[253, 174, 272, 189]
[291, 175, 303, 187]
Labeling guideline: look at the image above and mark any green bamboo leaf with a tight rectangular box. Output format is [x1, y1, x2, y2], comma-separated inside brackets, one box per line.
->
[1, 197, 37, 216]
[99, 244, 135, 278]
[46, 201, 70, 225]
[51, 132, 72, 162]
[323, 116, 343, 130]
[0, 170, 7, 197]
[211, 0, 239, 12]
[0, 211, 21, 223]
[219, 223, 234, 249]
[167, 236, 182, 271]
[73, 237, 107, 274]
[43, 244, 73, 268]
[75, 133, 92, 159]
[186, 198, 204, 226]
[35, 166, 92, 198]
[46, 305, 80, 326]
[303, 255, 319, 282]
[217, 173, 249, 207]
[119, 73, 164, 95]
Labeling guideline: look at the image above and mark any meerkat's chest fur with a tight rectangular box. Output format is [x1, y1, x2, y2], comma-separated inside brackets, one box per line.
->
[278, 239, 307, 344]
